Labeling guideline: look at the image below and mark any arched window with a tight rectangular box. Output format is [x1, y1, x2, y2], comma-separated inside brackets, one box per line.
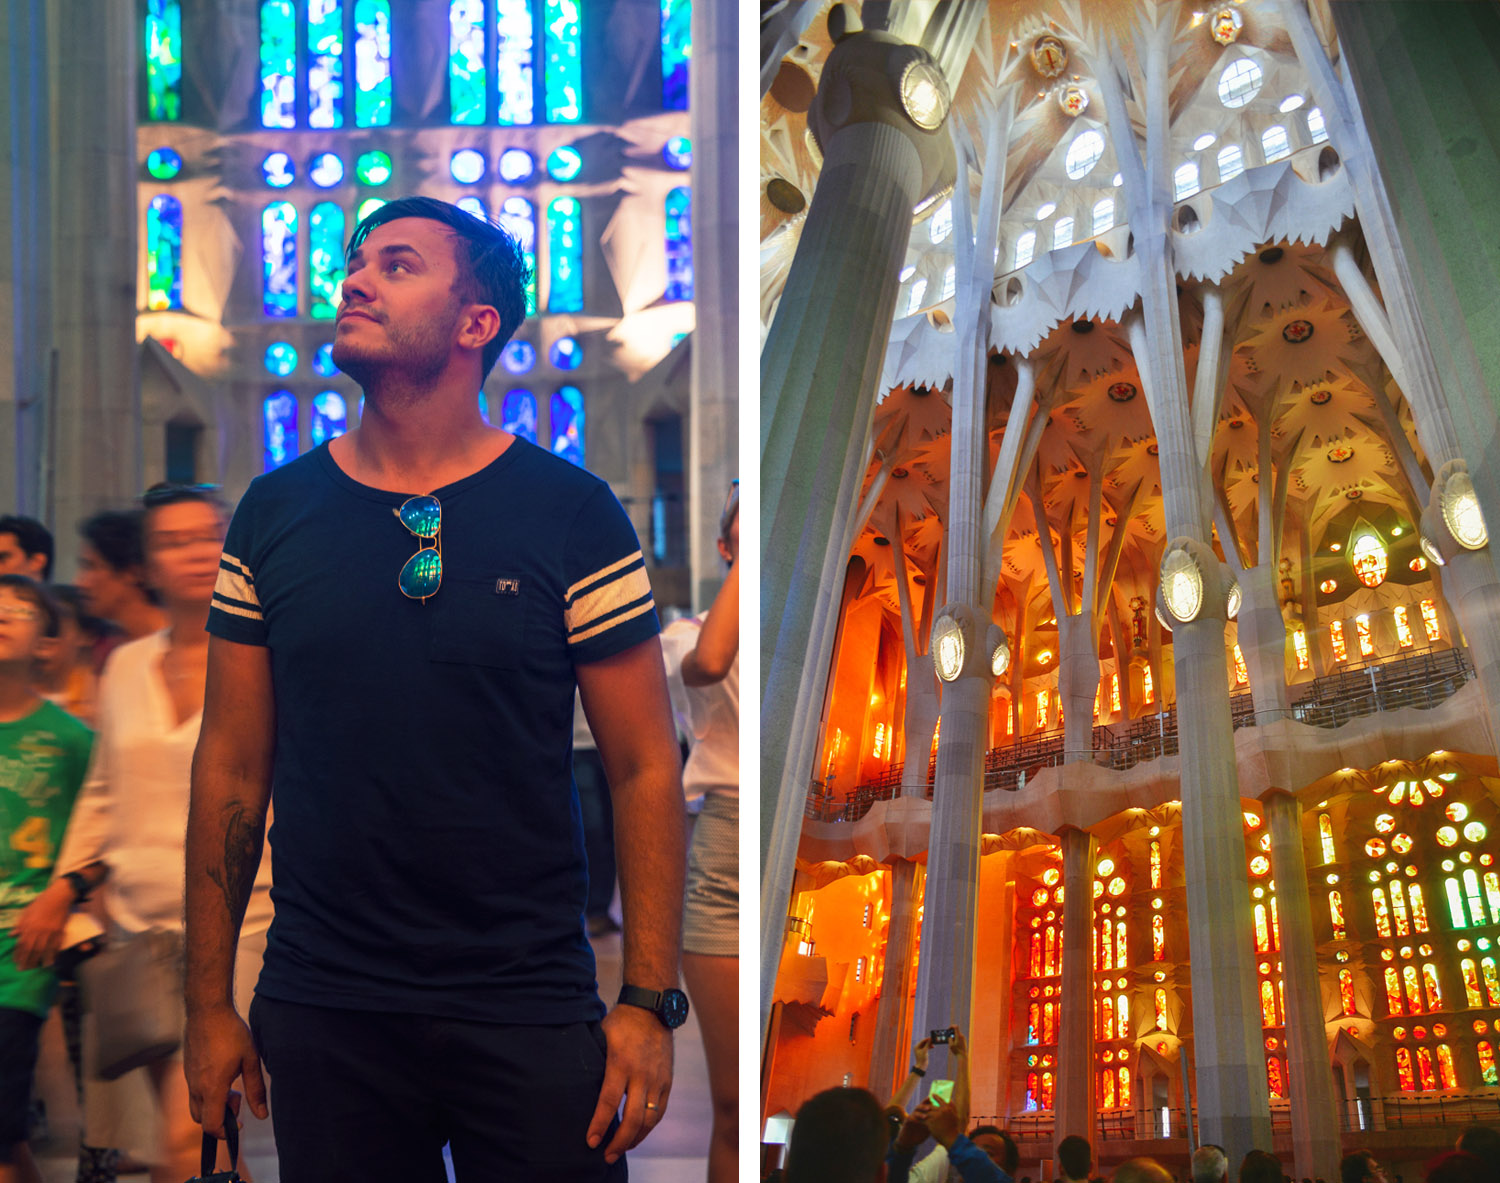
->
[1267, 1057, 1284, 1098]
[1371, 886, 1392, 938]
[547, 197, 583, 313]
[1319, 813, 1335, 863]
[1025, 1071, 1040, 1109]
[661, 0, 689, 109]
[1395, 1046, 1415, 1091]
[1217, 57, 1263, 108]
[263, 392, 298, 470]
[146, 195, 183, 311]
[1479, 1041, 1499, 1086]
[906, 279, 928, 317]
[1307, 107, 1328, 144]
[1328, 890, 1345, 939]
[1014, 230, 1036, 270]
[550, 385, 584, 466]
[940, 266, 956, 302]
[308, 0, 345, 128]
[928, 200, 952, 244]
[1417, 1047, 1437, 1091]
[501, 389, 537, 443]
[1402, 964, 1423, 1014]
[262, 202, 298, 317]
[1262, 125, 1291, 163]
[1338, 968, 1356, 1016]
[1254, 903, 1270, 952]
[1173, 162, 1200, 201]
[259, 2, 297, 128]
[309, 203, 345, 320]
[1065, 130, 1105, 179]
[1217, 143, 1245, 181]
[1422, 964, 1443, 1011]
[544, 0, 582, 122]
[1483, 957, 1500, 1006]
[1330, 619, 1348, 662]
[1462, 960, 1484, 1007]
[354, 0, 392, 126]
[665, 187, 692, 301]
[310, 391, 347, 445]
[1384, 966, 1403, 1016]
[497, 0, 536, 125]
[449, 0, 487, 124]
[145, 1, 183, 121]
[1151, 914, 1164, 959]
[1259, 979, 1277, 1025]
[1092, 198, 1115, 236]
[1053, 216, 1074, 249]
[1154, 988, 1168, 1029]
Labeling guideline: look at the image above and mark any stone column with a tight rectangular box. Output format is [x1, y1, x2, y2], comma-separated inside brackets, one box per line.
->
[688, 0, 737, 610]
[759, 25, 952, 1027]
[1055, 826, 1095, 1145]
[1236, 568, 1290, 718]
[1263, 791, 1342, 1181]
[869, 857, 923, 1098]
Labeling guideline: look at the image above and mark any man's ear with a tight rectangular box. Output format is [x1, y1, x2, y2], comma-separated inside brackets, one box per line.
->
[459, 304, 502, 354]
[25, 553, 47, 580]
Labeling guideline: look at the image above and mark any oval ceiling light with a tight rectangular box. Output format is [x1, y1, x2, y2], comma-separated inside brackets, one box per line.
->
[1441, 471, 1488, 549]
[1161, 546, 1204, 624]
[933, 615, 965, 682]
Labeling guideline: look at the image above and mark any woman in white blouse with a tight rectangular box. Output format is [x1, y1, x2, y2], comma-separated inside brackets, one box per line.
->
[19, 486, 273, 1183]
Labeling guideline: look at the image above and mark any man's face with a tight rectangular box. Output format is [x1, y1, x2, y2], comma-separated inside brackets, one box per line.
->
[332, 217, 476, 389]
[76, 544, 140, 622]
[972, 1134, 1009, 1170]
[1361, 1156, 1390, 1183]
[0, 533, 45, 579]
[0, 588, 50, 667]
[144, 500, 226, 607]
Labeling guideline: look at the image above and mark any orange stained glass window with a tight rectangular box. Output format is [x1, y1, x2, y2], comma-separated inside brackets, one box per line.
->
[1030, 932, 1043, 976]
[1142, 663, 1154, 704]
[1293, 628, 1310, 670]
[1150, 841, 1162, 889]
[1101, 919, 1113, 971]
[1466, 869, 1487, 927]
[1437, 1044, 1458, 1089]
[1101, 995, 1114, 1040]
[872, 722, 886, 760]
[1385, 967, 1404, 1016]
[1152, 914, 1165, 960]
[1329, 890, 1346, 939]
[1483, 958, 1500, 1007]
[1462, 959, 1484, 1008]
[1260, 979, 1277, 1026]
[1113, 992, 1126, 1039]
[1036, 690, 1050, 729]
[1356, 614, 1374, 657]
[1330, 619, 1348, 662]
[1421, 599, 1440, 642]
[1155, 987, 1168, 1029]
[1043, 1002, 1057, 1043]
[1271, 897, 1280, 950]
[1254, 904, 1270, 952]
[1047, 924, 1059, 975]
[1110, 673, 1121, 714]
[1093, 686, 1101, 724]
[1319, 813, 1335, 864]
[1395, 605, 1414, 648]
[1422, 964, 1443, 1012]
[1479, 1041, 1499, 1086]
[1278, 979, 1285, 1025]
[1041, 1071, 1054, 1109]
[1116, 922, 1127, 969]
[1396, 1046, 1415, 1091]
[1233, 643, 1248, 685]
[1027, 1002, 1040, 1042]
[1390, 880, 1410, 936]
[1485, 872, 1500, 924]
[1006, 708, 1014, 736]
[1267, 1056, 1284, 1098]
[1025, 1071, 1039, 1111]
[1417, 1046, 1437, 1091]
[1339, 968, 1357, 1016]
[1372, 887, 1392, 938]
[1409, 883, 1429, 933]
[1403, 965, 1424, 1014]
[1101, 1069, 1116, 1109]
[1117, 1066, 1130, 1108]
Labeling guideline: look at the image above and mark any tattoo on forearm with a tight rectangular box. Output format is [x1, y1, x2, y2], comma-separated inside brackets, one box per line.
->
[205, 804, 263, 920]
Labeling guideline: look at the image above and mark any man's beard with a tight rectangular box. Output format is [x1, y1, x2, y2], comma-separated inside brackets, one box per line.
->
[332, 299, 461, 397]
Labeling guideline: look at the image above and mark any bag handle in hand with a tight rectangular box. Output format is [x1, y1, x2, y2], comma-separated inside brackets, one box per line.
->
[199, 1102, 239, 1178]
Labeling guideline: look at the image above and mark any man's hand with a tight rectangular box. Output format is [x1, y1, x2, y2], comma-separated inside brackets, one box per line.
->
[12, 880, 74, 970]
[184, 1004, 267, 1137]
[895, 1100, 934, 1152]
[949, 1028, 968, 1058]
[586, 1004, 673, 1164]
[927, 1101, 963, 1148]
[912, 1035, 933, 1073]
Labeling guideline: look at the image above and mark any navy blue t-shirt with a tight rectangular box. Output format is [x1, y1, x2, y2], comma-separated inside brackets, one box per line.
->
[207, 439, 659, 1022]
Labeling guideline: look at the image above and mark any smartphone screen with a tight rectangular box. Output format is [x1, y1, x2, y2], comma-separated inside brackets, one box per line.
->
[928, 1078, 954, 1105]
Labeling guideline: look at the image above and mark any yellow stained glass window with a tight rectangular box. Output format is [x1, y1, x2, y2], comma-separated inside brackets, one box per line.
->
[1319, 813, 1335, 864]
[1293, 627, 1309, 670]
[1254, 903, 1270, 952]
[1142, 664, 1154, 704]
[1390, 880, 1410, 936]
[1101, 1069, 1115, 1108]
[1485, 872, 1500, 924]
[1329, 890, 1346, 939]
[1101, 919, 1113, 971]
[1152, 914, 1165, 960]
[1270, 897, 1280, 951]
[1465, 869, 1487, 927]
[1150, 841, 1162, 889]
[1110, 673, 1121, 714]
[1372, 887, 1392, 937]
[1423, 963, 1444, 1011]
[1338, 968, 1356, 1016]
[1356, 614, 1374, 657]
[1260, 979, 1277, 1026]
[1155, 987, 1168, 1029]
[1409, 883, 1429, 933]
[1036, 689, 1050, 729]
[1351, 531, 1388, 587]
[1385, 967, 1404, 1016]
[1101, 995, 1114, 1041]
[1117, 1065, 1130, 1107]
[1421, 599, 1441, 642]
[1117, 992, 1129, 1039]
[1403, 964, 1424, 1014]
[1395, 605, 1413, 648]
[1116, 922, 1127, 969]
[1462, 959, 1484, 1008]
[1233, 643, 1248, 685]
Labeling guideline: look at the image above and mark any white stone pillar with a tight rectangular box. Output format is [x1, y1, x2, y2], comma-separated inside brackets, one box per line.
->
[1055, 826, 1095, 1145]
[1236, 567, 1290, 718]
[869, 857, 923, 1099]
[1263, 790, 1342, 1181]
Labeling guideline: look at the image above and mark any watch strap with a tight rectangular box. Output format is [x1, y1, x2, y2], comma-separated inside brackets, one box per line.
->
[618, 984, 664, 1011]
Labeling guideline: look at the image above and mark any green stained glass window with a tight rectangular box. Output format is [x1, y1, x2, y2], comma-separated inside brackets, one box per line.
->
[310, 203, 346, 320]
[146, 1, 183, 121]
[450, 0, 486, 124]
[260, 1, 297, 129]
[496, 0, 535, 125]
[660, 0, 688, 111]
[354, 0, 392, 127]
[355, 151, 392, 186]
[499, 196, 536, 314]
[546, 196, 582, 313]
[543, 0, 581, 123]
[147, 195, 183, 311]
[308, 0, 345, 129]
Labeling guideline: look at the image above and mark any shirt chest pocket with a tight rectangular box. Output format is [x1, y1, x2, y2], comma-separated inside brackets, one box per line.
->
[428, 573, 529, 669]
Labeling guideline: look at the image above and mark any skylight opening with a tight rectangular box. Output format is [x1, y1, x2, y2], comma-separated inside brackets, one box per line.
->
[1092, 197, 1115, 236]
[940, 265, 956, 301]
[1053, 216, 1074, 249]
[1280, 93, 1305, 113]
[1065, 129, 1106, 180]
[1173, 162, 1201, 201]
[1307, 106, 1328, 144]
[1262, 125, 1291, 163]
[1014, 230, 1037, 270]
[1217, 57, 1263, 109]
[1192, 132, 1217, 151]
[929, 199, 953, 244]
[1217, 143, 1245, 181]
[899, 264, 916, 281]
[906, 278, 928, 316]
[1036, 201, 1057, 219]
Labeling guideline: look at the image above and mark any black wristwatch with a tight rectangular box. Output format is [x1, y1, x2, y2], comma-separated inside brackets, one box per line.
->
[62, 871, 92, 903]
[618, 984, 690, 1030]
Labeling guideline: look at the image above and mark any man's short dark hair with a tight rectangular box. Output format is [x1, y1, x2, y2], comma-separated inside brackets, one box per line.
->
[346, 195, 530, 382]
[0, 516, 54, 581]
[79, 509, 147, 573]
[1456, 1124, 1500, 1162]
[1058, 1134, 1092, 1180]
[969, 1125, 1019, 1174]
[141, 482, 228, 526]
[1341, 1153, 1377, 1183]
[786, 1087, 887, 1183]
[1242, 1150, 1284, 1183]
[0, 574, 61, 638]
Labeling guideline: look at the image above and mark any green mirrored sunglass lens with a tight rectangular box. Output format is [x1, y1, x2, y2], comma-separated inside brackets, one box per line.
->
[398, 496, 442, 538]
[399, 549, 442, 598]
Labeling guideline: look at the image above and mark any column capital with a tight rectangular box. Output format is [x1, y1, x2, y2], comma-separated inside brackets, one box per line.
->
[1258, 786, 1299, 808]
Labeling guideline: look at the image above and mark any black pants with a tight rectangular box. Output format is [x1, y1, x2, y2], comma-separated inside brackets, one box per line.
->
[250, 995, 627, 1182]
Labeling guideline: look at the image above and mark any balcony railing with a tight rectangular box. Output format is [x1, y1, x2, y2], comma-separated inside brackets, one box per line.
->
[805, 646, 1475, 823]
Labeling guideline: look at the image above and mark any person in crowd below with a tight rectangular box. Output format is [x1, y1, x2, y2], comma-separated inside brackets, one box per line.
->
[0, 577, 93, 1183]
[18, 485, 273, 1183]
[888, 1100, 1016, 1183]
[76, 511, 165, 644]
[1112, 1161, 1174, 1183]
[1424, 1153, 1486, 1183]
[1191, 1146, 1229, 1183]
[785, 1087, 888, 1183]
[1454, 1126, 1499, 1183]
[184, 196, 685, 1181]
[1056, 1135, 1091, 1183]
[661, 481, 739, 1183]
[35, 586, 109, 727]
[1241, 1150, 1285, 1183]
[889, 1027, 973, 1183]
[1341, 1152, 1392, 1183]
[0, 518, 53, 582]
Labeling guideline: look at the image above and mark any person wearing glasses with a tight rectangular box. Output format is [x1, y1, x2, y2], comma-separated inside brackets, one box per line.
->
[183, 195, 686, 1181]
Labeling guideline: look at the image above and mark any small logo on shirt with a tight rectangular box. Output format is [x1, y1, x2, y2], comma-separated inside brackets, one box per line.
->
[494, 578, 521, 596]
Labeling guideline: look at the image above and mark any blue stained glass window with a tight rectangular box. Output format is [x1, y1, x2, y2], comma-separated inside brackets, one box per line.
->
[264, 392, 299, 470]
[501, 339, 535, 374]
[544, 0, 582, 123]
[265, 342, 298, 375]
[546, 145, 582, 182]
[503, 389, 537, 443]
[496, 0, 535, 126]
[451, 149, 487, 184]
[312, 343, 338, 376]
[146, 195, 183, 311]
[262, 202, 298, 317]
[546, 196, 582, 313]
[456, 197, 488, 221]
[307, 0, 344, 128]
[660, 0, 689, 111]
[147, 147, 183, 181]
[665, 186, 691, 301]
[260, 1, 297, 129]
[549, 336, 581, 369]
[309, 152, 345, 188]
[500, 196, 537, 313]
[309, 203, 346, 320]
[450, 0, 487, 124]
[662, 136, 691, 170]
[499, 149, 535, 182]
[263, 152, 295, 188]
[311, 391, 348, 444]
[354, 0, 392, 127]
[550, 385, 583, 466]
[356, 197, 387, 222]
[146, 1, 183, 121]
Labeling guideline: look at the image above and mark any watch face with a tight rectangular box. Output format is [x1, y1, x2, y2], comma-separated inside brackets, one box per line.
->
[660, 988, 690, 1029]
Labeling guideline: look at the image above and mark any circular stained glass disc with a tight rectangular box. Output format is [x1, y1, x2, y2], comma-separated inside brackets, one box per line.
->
[1391, 834, 1413, 855]
[264, 343, 298, 376]
[1436, 826, 1459, 847]
[1365, 838, 1386, 858]
[502, 340, 536, 374]
[147, 147, 182, 180]
[312, 343, 337, 377]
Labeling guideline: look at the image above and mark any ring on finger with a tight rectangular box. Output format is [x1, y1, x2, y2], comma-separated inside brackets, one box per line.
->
[644, 1100, 659, 1111]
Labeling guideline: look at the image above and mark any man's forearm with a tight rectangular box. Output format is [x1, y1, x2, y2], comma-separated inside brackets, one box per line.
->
[611, 766, 685, 989]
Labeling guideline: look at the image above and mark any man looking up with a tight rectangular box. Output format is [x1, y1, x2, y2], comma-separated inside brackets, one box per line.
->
[183, 196, 686, 1181]
[0, 518, 52, 582]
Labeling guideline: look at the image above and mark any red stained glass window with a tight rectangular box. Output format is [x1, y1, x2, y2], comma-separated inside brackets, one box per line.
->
[1260, 979, 1277, 1026]
[1385, 967, 1404, 1016]
[1150, 841, 1162, 889]
[1152, 914, 1165, 960]
[1437, 1044, 1457, 1090]
[1117, 1066, 1131, 1107]
[1396, 1046, 1415, 1091]
[1479, 1041, 1498, 1086]
[1267, 1056, 1284, 1098]
[1041, 1071, 1054, 1109]
[1339, 968, 1357, 1017]
[1404, 965, 1424, 1015]
[1417, 1047, 1437, 1091]
[1422, 964, 1443, 1012]
[1329, 890, 1346, 939]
